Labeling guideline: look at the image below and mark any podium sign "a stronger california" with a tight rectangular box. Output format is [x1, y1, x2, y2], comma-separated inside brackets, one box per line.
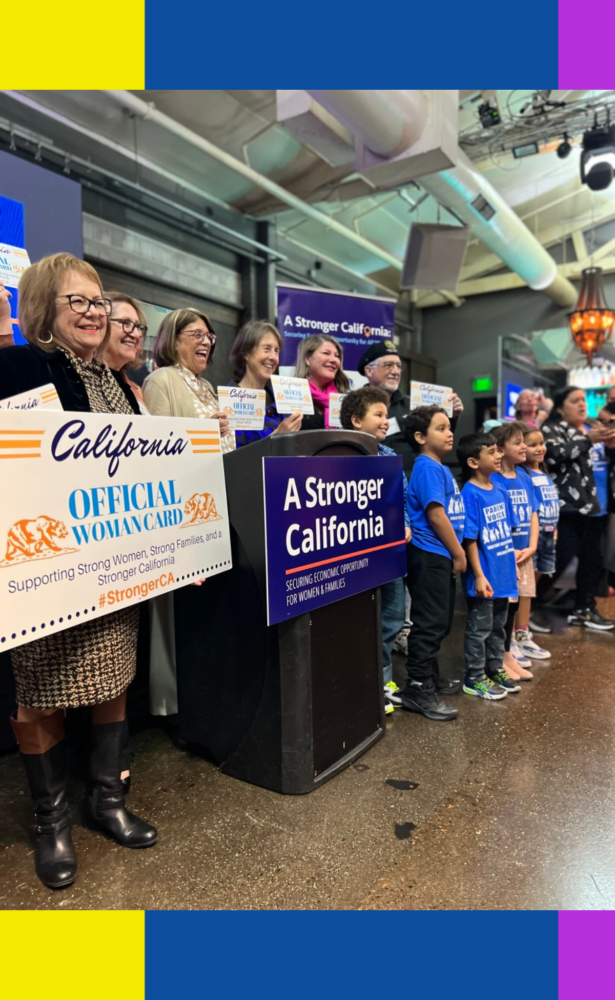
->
[0, 412, 232, 652]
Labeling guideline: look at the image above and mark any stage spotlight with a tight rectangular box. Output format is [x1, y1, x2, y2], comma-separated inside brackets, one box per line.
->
[557, 136, 572, 159]
[581, 123, 615, 191]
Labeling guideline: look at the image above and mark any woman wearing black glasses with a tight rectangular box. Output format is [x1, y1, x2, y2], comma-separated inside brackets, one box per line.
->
[97, 291, 149, 411]
[143, 308, 234, 453]
[0, 253, 157, 891]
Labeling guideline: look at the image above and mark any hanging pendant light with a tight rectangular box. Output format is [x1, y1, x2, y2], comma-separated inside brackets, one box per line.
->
[569, 266, 614, 365]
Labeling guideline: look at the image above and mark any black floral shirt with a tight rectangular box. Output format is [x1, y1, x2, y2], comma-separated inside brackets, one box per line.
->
[541, 414, 599, 515]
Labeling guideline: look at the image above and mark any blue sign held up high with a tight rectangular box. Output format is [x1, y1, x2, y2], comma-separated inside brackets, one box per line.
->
[263, 455, 407, 625]
[0, 194, 26, 345]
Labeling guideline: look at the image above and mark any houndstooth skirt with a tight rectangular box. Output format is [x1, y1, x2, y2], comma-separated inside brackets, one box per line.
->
[11, 607, 140, 709]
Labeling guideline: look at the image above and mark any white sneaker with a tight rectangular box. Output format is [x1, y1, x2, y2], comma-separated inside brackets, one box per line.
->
[510, 640, 533, 667]
[384, 681, 402, 706]
[384, 700, 394, 716]
[514, 629, 551, 660]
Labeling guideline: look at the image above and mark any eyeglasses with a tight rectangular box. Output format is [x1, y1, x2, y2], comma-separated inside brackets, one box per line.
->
[110, 317, 148, 337]
[179, 330, 216, 344]
[56, 294, 112, 316]
[598, 416, 615, 426]
[370, 360, 402, 372]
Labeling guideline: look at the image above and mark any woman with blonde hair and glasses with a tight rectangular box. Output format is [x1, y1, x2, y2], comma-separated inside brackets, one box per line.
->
[143, 308, 234, 452]
[0, 253, 156, 890]
[97, 291, 149, 410]
[294, 334, 351, 429]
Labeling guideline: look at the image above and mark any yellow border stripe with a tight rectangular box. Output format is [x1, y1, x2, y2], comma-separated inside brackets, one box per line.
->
[5, 2, 145, 87]
[0, 911, 145, 998]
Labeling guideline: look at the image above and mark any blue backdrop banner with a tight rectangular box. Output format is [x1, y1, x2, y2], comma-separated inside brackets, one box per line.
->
[263, 455, 406, 625]
[277, 285, 396, 373]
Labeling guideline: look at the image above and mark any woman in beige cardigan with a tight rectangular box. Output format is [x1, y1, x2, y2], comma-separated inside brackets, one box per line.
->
[143, 309, 235, 719]
[143, 308, 234, 451]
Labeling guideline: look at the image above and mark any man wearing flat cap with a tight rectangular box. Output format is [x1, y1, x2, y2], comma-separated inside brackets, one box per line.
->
[358, 340, 464, 475]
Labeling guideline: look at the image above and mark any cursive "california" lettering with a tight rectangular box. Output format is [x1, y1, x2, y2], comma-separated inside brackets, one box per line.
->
[51, 420, 188, 478]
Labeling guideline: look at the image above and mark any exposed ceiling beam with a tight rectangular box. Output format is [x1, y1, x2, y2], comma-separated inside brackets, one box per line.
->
[452, 254, 615, 300]
[460, 196, 615, 283]
[572, 230, 587, 261]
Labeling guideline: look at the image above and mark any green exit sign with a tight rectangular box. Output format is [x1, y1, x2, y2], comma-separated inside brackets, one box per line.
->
[472, 376, 493, 393]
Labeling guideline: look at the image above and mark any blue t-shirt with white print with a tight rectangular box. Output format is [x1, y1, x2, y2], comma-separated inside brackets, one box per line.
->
[379, 442, 410, 528]
[407, 454, 465, 559]
[461, 481, 518, 599]
[491, 468, 537, 550]
[527, 468, 560, 531]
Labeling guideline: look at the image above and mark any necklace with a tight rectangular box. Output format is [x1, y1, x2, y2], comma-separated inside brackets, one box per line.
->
[175, 365, 217, 419]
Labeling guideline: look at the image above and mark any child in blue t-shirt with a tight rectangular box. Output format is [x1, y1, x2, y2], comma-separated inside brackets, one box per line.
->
[522, 425, 560, 636]
[491, 422, 547, 666]
[340, 386, 411, 715]
[457, 433, 520, 701]
[402, 405, 466, 722]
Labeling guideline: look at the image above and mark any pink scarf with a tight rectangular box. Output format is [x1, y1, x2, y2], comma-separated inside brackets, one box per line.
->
[309, 380, 336, 428]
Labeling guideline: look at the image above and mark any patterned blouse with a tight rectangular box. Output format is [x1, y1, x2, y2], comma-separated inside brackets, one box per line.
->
[60, 348, 134, 415]
[541, 414, 598, 515]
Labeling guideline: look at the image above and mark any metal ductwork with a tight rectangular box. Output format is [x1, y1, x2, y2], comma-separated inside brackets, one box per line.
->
[418, 150, 577, 307]
[306, 91, 578, 309]
[307, 90, 428, 158]
[101, 90, 404, 275]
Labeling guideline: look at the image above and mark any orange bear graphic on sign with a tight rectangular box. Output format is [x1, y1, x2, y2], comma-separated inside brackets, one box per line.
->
[182, 492, 222, 527]
[5, 516, 70, 562]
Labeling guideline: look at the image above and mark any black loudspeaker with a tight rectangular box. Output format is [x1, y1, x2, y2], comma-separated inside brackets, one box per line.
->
[174, 430, 385, 794]
[401, 222, 469, 290]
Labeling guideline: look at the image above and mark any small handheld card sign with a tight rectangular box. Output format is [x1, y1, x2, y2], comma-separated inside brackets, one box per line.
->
[270, 375, 314, 415]
[217, 386, 266, 431]
[328, 393, 345, 429]
[0, 383, 63, 411]
[409, 381, 453, 417]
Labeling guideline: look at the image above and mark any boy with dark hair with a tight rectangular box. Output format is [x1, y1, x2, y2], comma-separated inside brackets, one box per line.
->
[457, 433, 520, 700]
[402, 405, 466, 721]
[340, 387, 411, 713]
[491, 421, 544, 663]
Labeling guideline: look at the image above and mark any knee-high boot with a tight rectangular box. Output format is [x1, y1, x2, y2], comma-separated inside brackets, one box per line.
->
[10, 712, 77, 890]
[84, 721, 157, 848]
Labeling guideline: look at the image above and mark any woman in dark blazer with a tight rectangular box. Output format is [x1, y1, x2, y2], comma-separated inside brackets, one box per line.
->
[0, 253, 156, 891]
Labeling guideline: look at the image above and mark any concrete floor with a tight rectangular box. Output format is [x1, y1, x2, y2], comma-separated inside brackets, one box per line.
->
[1, 598, 615, 910]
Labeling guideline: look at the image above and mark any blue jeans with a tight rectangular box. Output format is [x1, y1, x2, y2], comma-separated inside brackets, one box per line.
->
[381, 577, 406, 685]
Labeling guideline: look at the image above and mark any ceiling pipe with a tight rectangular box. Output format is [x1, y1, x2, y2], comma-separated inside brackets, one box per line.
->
[305, 91, 577, 308]
[419, 150, 577, 308]
[307, 90, 428, 158]
[102, 90, 404, 274]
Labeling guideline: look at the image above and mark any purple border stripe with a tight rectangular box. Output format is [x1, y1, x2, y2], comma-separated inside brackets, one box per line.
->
[559, 2, 615, 87]
[559, 911, 615, 997]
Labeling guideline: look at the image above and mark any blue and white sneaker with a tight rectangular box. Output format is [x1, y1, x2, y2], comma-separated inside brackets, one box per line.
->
[510, 640, 533, 668]
[463, 676, 507, 700]
[514, 629, 551, 661]
[488, 668, 520, 693]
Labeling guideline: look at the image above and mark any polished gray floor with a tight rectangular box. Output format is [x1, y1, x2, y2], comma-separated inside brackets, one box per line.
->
[1, 598, 614, 910]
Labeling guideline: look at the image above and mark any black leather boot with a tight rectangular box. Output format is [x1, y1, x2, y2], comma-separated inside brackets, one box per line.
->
[85, 722, 157, 848]
[13, 726, 77, 890]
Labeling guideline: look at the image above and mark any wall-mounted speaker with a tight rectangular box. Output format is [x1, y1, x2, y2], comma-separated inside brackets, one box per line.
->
[401, 222, 469, 290]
